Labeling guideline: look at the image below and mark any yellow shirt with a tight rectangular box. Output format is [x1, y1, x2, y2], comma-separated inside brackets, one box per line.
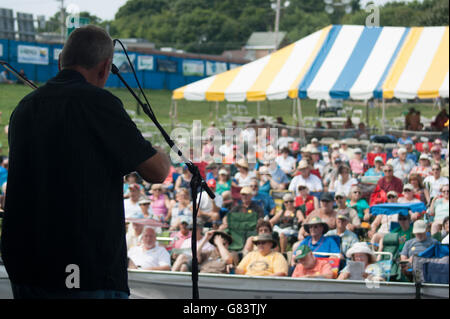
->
[238, 251, 288, 276]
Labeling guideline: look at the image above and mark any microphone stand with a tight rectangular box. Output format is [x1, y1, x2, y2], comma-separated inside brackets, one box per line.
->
[0, 60, 38, 89]
[111, 64, 214, 300]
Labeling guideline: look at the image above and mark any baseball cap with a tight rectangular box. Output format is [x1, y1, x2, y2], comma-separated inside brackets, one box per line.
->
[294, 245, 312, 261]
[403, 184, 414, 191]
[374, 156, 384, 163]
[413, 220, 427, 234]
[320, 192, 334, 202]
[337, 212, 351, 222]
[419, 154, 430, 161]
[354, 148, 362, 154]
[311, 138, 319, 143]
[219, 168, 228, 175]
[398, 148, 407, 154]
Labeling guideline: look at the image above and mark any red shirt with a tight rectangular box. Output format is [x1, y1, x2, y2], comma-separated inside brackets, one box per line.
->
[295, 195, 316, 216]
[376, 176, 403, 194]
[292, 258, 333, 278]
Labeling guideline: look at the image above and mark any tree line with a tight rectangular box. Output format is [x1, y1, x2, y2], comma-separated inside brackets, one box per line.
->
[42, 0, 449, 55]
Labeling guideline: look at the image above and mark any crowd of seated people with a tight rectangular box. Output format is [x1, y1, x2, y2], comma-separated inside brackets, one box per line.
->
[121, 128, 449, 283]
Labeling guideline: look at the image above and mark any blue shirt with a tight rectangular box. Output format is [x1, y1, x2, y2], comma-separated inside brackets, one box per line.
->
[252, 192, 276, 217]
[269, 166, 290, 185]
[259, 181, 271, 196]
[0, 166, 7, 189]
[298, 235, 341, 254]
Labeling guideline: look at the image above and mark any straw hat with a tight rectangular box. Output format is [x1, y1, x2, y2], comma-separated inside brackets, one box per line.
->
[236, 158, 249, 169]
[346, 242, 376, 263]
[297, 160, 309, 170]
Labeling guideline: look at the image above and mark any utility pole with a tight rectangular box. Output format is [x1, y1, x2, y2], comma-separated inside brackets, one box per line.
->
[274, 0, 280, 51]
[56, 0, 65, 41]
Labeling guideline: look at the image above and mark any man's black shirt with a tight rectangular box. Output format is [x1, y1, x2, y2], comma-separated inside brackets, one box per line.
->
[1, 70, 156, 293]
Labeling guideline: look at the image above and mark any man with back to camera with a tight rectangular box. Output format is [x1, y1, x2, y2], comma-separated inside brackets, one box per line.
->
[0, 25, 171, 299]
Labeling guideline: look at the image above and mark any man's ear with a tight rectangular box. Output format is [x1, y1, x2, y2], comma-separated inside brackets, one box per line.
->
[98, 58, 111, 79]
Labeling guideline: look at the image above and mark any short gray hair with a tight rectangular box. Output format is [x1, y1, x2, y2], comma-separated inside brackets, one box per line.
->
[60, 25, 114, 70]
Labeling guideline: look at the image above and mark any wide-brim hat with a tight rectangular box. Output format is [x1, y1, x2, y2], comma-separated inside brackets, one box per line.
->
[209, 231, 233, 246]
[252, 233, 277, 248]
[304, 216, 329, 234]
[346, 242, 376, 263]
[236, 159, 249, 169]
[297, 160, 309, 170]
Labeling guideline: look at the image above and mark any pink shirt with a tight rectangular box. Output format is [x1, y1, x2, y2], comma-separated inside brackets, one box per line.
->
[171, 231, 192, 249]
[151, 193, 167, 218]
[350, 159, 364, 174]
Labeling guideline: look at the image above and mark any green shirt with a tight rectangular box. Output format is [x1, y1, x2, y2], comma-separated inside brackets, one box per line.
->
[346, 199, 370, 220]
[216, 180, 231, 195]
[392, 226, 413, 251]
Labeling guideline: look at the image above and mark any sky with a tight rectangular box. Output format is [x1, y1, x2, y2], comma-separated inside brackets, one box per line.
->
[0, 0, 128, 21]
[0, 0, 421, 21]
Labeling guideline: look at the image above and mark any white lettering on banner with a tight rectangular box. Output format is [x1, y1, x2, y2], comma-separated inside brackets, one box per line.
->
[0, 43, 3, 58]
[18, 45, 49, 65]
[137, 55, 154, 71]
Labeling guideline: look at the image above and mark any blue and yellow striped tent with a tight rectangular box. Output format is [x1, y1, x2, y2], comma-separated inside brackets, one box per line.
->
[173, 25, 449, 102]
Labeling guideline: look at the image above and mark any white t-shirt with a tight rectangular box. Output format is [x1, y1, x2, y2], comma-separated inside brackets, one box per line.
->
[289, 174, 323, 195]
[180, 237, 215, 257]
[128, 245, 171, 269]
[234, 171, 256, 187]
[124, 198, 144, 219]
[423, 176, 449, 199]
[277, 136, 295, 150]
[276, 155, 297, 174]
[197, 191, 223, 212]
[329, 177, 358, 197]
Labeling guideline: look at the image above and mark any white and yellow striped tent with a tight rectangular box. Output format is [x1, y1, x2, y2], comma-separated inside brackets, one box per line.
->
[172, 25, 449, 128]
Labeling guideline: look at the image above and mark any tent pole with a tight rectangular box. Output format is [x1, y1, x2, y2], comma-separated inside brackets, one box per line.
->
[297, 98, 306, 143]
[382, 98, 386, 135]
[170, 99, 174, 131]
[297, 98, 303, 127]
[257, 101, 261, 118]
[292, 99, 297, 124]
[216, 101, 219, 121]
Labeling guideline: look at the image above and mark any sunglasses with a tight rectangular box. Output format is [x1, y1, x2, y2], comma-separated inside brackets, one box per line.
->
[353, 191, 361, 194]
[398, 217, 409, 221]
[320, 200, 331, 203]
[442, 190, 449, 193]
[298, 187, 307, 190]
[384, 169, 393, 172]
[284, 200, 294, 203]
[250, 185, 258, 188]
[140, 203, 150, 206]
[388, 195, 397, 199]
[404, 189, 412, 192]
[255, 241, 269, 246]
[335, 196, 343, 200]
[432, 168, 441, 171]
[309, 224, 322, 229]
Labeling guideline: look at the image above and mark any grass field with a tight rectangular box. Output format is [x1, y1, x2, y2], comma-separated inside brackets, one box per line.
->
[0, 82, 446, 154]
